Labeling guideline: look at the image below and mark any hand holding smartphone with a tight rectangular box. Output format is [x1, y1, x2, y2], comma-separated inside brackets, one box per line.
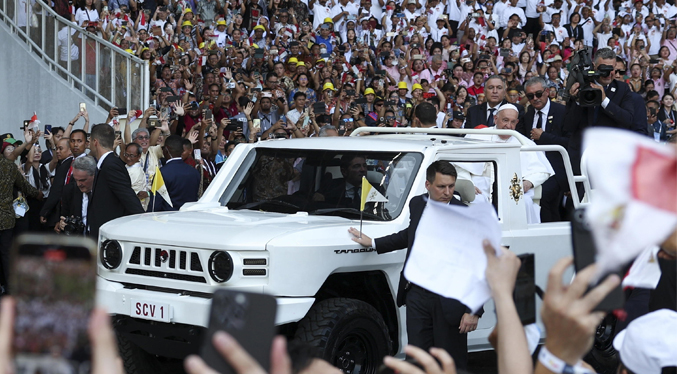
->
[200, 290, 277, 374]
[11, 234, 97, 372]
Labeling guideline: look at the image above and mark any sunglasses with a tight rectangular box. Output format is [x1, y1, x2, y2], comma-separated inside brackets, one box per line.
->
[615, 69, 626, 75]
[525, 90, 544, 100]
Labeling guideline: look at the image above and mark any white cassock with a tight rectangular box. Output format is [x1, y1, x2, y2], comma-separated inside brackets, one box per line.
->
[463, 129, 555, 223]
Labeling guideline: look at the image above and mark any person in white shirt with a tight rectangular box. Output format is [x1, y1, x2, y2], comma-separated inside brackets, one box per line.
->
[431, 15, 450, 41]
[493, 0, 509, 29]
[644, 15, 663, 56]
[331, 0, 359, 32]
[310, 0, 334, 30]
[579, 7, 597, 49]
[74, 0, 99, 27]
[542, 12, 569, 45]
[500, 0, 527, 30]
[403, 0, 421, 23]
[121, 143, 149, 210]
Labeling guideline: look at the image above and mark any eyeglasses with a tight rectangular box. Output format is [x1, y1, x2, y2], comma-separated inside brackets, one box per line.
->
[124, 152, 140, 157]
[135, 135, 150, 140]
[525, 90, 545, 100]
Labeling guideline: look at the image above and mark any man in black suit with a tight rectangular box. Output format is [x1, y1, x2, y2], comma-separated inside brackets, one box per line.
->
[56, 155, 96, 236]
[88, 124, 144, 239]
[349, 161, 482, 370]
[149, 135, 201, 211]
[314, 154, 368, 209]
[518, 77, 570, 222]
[39, 130, 88, 228]
[563, 48, 635, 174]
[465, 75, 525, 129]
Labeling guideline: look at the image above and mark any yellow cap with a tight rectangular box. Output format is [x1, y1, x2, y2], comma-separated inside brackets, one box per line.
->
[323, 82, 336, 91]
[124, 48, 134, 54]
[297, 61, 306, 67]
[140, 47, 149, 53]
[288, 57, 299, 64]
[252, 43, 259, 48]
[412, 83, 423, 91]
[199, 42, 205, 49]
[316, 58, 326, 63]
[254, 24, 266, 31]
[181, 20, 193, 27]
[324, 17, 334, 23]
[364, 88, 375, 95]
[397, 81, 408, 89]
[216, 20, 226, 26]
[184, 7, 192, 13]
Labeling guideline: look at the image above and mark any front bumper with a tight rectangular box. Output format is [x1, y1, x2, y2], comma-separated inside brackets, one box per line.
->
[97, 276, 316, 356]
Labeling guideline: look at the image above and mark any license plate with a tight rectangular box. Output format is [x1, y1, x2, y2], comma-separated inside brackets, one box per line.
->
[131, 299, 171, 322]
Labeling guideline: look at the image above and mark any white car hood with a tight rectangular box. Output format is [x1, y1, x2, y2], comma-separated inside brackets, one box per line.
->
[99, 207, 352, 251]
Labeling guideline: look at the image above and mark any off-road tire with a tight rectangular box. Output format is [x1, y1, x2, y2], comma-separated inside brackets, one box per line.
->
[295, 298, 392, 374]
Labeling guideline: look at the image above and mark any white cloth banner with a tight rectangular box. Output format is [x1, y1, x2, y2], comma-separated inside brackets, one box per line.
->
[403, 198, 502, 313]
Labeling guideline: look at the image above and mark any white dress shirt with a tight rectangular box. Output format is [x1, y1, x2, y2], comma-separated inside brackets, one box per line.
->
[532, 99, 551, 131]
[96, 151, 114, 169]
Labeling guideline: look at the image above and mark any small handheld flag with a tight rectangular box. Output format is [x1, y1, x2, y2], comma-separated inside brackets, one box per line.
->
[359, 176, 388, 238]
[360, 176, 388, 211]
[151, 165, 173, 210]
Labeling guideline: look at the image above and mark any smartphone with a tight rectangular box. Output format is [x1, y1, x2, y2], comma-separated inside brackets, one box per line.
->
[148, 118, 159, 128]
[252, 119, 261, 133]
[412, 54, 423, 60]
[22, 120, 30, 130]
[513, 253, 536, 325]
[355, 97, 368, 104]
[346, 89, 356, 96]
[79, 102, 86, 112]
[200, 290, 277, 374]
[375, 69, 386, 76]
[11, 234, 97, 372]
[193, 149, 202, 161]
[396, 13, 405, 18]
[115, 130, 122, 139]
[160, 87, 173, 93]
[312, 102, 326, 114]
[117, 107, 128, 115]
[204, 109, 213, 121]
[166, 95, 181, 104]
[338, 123, 346, 136]
[571, 209, 624, 312]
[44, 124, 52, 134]
[499, 48, 510, 58]
[351, 66, 360, 75]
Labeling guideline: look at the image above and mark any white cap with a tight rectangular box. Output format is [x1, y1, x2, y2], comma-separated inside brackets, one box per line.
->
[613, 309, 677, 374]
[496, 103, 518, 115]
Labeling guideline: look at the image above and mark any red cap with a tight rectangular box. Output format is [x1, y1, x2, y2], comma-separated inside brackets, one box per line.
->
[475, 125, 488, 129]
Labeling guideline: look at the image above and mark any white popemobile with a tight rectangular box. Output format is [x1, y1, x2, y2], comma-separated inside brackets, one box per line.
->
[95, 128, 591, 374]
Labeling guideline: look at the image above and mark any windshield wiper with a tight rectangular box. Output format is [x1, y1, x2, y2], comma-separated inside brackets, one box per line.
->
[235, 199, 303, 213]
[311, 208, 386, 221]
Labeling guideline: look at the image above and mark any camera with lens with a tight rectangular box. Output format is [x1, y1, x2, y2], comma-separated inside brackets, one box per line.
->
[63, 216, 85, 235]
[564, 49, 614, 107]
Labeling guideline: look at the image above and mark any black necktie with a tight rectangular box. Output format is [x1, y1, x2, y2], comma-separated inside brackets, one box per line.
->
[536, 111, 543, 129]
[487, 108, 496, 127]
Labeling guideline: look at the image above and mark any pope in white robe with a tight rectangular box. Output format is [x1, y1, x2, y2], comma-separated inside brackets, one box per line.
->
[463, 104, 555, 223]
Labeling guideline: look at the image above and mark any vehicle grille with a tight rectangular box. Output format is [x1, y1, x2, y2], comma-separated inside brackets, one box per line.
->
[126, 246, 207, 283]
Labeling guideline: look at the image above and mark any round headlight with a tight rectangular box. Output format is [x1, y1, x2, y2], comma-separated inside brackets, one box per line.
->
[100, 240, 123, 270]
[208, 251, 233, 283]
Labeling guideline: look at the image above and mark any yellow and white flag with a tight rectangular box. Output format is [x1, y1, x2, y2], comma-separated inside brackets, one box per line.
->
[360, 176, 388, 211]
[151, 165, 173, 208]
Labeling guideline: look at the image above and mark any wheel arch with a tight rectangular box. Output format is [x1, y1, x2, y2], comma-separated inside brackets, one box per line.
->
[305, 270, 400, 354]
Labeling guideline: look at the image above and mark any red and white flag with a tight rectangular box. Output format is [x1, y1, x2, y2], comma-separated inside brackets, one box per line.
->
[583, 128, 677, 277]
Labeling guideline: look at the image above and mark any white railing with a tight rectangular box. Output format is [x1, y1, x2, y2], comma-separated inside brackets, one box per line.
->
[0, 0, 150, 112]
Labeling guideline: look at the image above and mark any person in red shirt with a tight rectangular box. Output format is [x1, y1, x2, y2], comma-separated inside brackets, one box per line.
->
[467, 72, 485, 97]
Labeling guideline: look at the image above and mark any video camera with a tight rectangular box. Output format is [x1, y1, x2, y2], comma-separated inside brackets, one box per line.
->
[563, 49, 614, 107]
[63, 216, 85, 235]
